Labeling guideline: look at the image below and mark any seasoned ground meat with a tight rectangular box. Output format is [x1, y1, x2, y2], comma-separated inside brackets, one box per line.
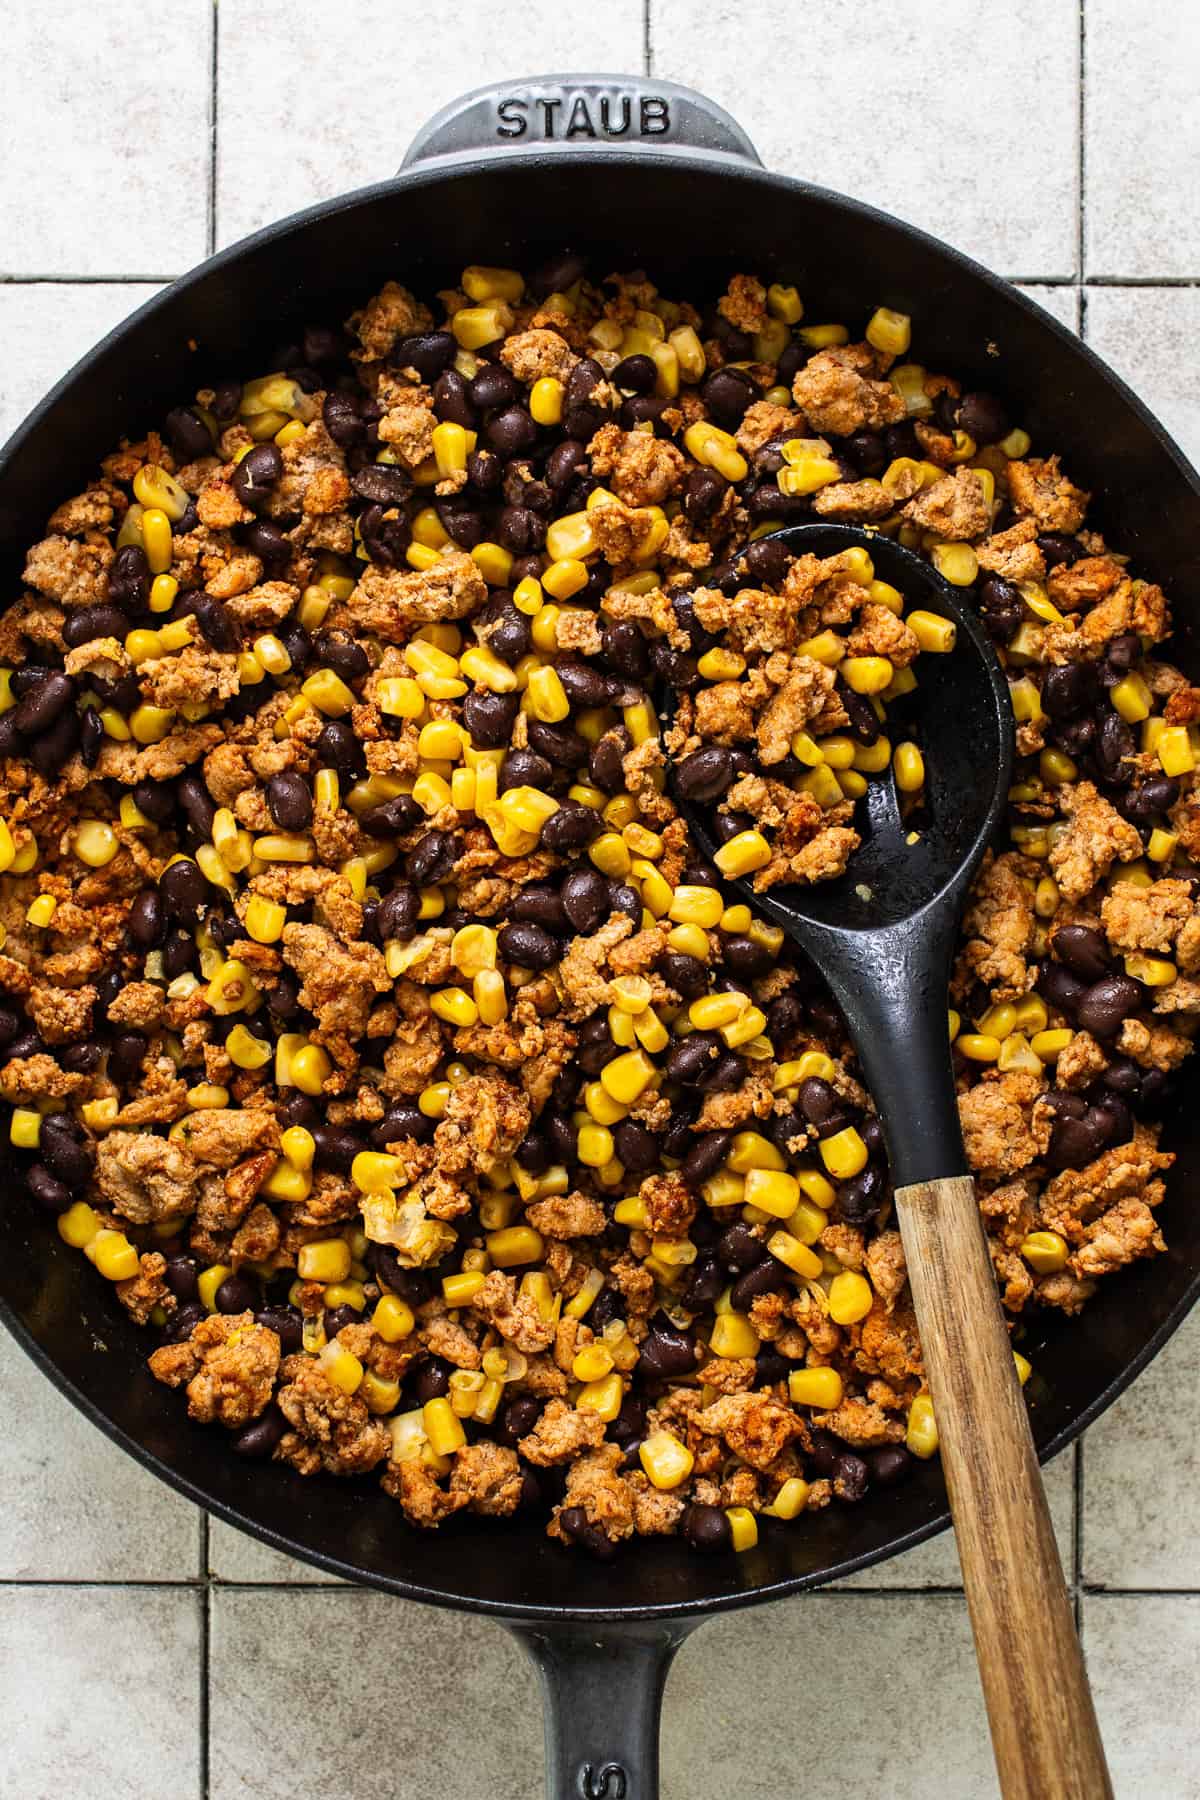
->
[3, 259, 1190, 1565]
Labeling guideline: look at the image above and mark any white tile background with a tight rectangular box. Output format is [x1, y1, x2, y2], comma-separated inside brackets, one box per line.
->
[1, 4, 1198, 1795]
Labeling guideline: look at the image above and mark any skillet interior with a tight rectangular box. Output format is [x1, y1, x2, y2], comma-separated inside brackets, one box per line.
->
[2, 151, 1199, 1621]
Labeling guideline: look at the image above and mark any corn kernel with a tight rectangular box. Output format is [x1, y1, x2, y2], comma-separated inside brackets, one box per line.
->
[906, 609, 957, 653]
[784, 1368, 842, 1409]
[297, 1239, 352, 1284]
[1125, 952, 1177, 987]
[576, 1371, 624, 1421]
[58, 1200, 101, 1249]
[827, 1270, 874, 1325]
[713, 830, 772, 879]
[725, 1507, 759, 1552]
[25, 894, 56, 928]
[639, 1429, 695, 1491]
[841, 655, 894, 696]
[225, 1023, 272, 1069]
[73, 820, 119, 868]
[766, 1230, 823, 1278]
[1158, 725, 1195, 777]
[198, 1264, 231, 1312]
[709, 1311, 761, 1359]
[906, 1392, 938, 1458]
[423, 1395, 467, 1454]
[818, 1127, 869, 1180]
[486, 1225, 544, 1268]
[763, 1477, 811, 1520]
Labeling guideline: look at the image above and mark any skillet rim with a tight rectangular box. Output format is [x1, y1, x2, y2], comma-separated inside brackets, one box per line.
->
[2, 144, 1199, 1623]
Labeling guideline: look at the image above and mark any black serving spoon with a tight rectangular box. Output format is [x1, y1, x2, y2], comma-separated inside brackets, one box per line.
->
[662, 522, 1112, 1800]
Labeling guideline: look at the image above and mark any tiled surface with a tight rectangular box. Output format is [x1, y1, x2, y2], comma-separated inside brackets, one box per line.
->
[658, 0, 1081, 277]
[2, 4, 1199, 1796]
[1084, 7, 1200, 278]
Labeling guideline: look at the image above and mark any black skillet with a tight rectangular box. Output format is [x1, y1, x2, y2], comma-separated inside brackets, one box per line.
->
[2, 74, 1200, 1800]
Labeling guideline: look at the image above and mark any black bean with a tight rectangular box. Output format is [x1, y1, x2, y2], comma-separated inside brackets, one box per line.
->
[510, 885, 569, 935]
[360, 797, 422, 844]
[209, 379, 241, 422]
[165, 405, 215, 462]
[527, 719, 588, 767]
[470, 364, 519, 412]
[736, 536, 788, 589]
[1095, 709, 1135, 785]
[979, 574, 1023, 643]
[1036, 961, 1086, 1021]
[558, 1505, 618, 1559]
[588, 728, 631, 793]
[806, 1428, 841, 1475]
[608, 353, 655, 395]
[540, 800, 599, 852]
[107, 544, 150, 611]
[1047, 1113, 1108, 1171]
[391, 330, 456, 381]
[4, 1030, 44, 1063]
[413, 1357, 452, 1403]
[1122, 776, 1180, 823]
[836, 677, 882, 748]
[731, 1256, 788, 1311]
[1053, 923, 1111, 982]
[722, 935, 773, 979]
[462, 688, 519, 747]
[497, 750, 551, 795]
[312, 630, 369, 684]
[1101, 1058, 1142, 1098]
[165, 1301, 205, 1344]
[374, 1103, 433, 1148]
[554, 659, 613, 709]
[26, 1164, 71, 1214]
[477, 593, 531, 662]
[638, 1314, 700, 1382]
[682, 1503, 733, 1554]
[699, 1051, 746, 1092]
[323, 1303, 360, 1336]
[666, 1031, 722, 1086]
[243, 519, 290, 571]
[608, 882, 642, 930]
[1040, 663, 1088, 720]
[958, 391, 1008, 444]
[603, 1121, 654, 1178]
[323, 389, 366, 448]
[77, 705, 102, 769]
[1092, 1094, 1133, 1147]
[656, 954, 703, 1003]
[62, 1044, 102, 1075]
[63, 604, 131, 648]
[160, 858, 206, 922]
[795, 1077, 836, 1125]
[682, 1131, 734, 1188]
[265, 771, 313, 832]
[678, 467, 725, 525]
[840, 429, 887, 477]
[232, 1404, 287, 1459]
[543, 440, 587, 494]
[162, 1257, 199, 1304]
[350, 463, 414, 509]
[498, 1395, 543, 1447]
[498, 921, 559, 970]
[432, 369, 475, 427]
[496, 503, 544, 554]
[575, 1015, 616, 1075]
[311, 724, 357, 778]
[838, 1167, 884, 1227]
[40, 1120, 91, 1191]
[1036, 531, 1080, 569]
[674, 745, 733, 804]
[834, 1452, 870, 1503]
[231, 442, 283, 512]
[373, 887, 420, 946]
[109, 1032, 147, 1087]
[865, 1445, 914, 1487]
[176, 774, 216, 841]
[14, 672, 73, 738]
[0, 1008, 19, 1048]
[464, 449, 503, 494]
[161, 930, 195, 979]
[561, 867, 609, 934]
[1075, 973, 1144, 1039]
[406, 829, 459, 885]
[530, 252, 586, 300]
[701, 367, 756, 428]
[214, 1274, 258, 1315]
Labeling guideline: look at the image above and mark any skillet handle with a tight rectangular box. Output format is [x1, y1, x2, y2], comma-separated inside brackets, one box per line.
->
[508, 1619, 692, 1799]
[895, 1173, 1113, 1799]
[401, 75, 761, 170]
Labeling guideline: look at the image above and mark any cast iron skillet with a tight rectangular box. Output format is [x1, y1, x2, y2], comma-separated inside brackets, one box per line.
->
[2, 74, 1199, 1798]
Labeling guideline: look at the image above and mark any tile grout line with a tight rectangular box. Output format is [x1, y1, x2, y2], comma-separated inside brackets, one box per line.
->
[207, 0, 219, 258]
[1073, 1437, 1084, 1630]
[642, 0, 652, 76]
[8, 273, 1200, 290]
[1077, 0, 1087, 281]
[200, 1511, 211, 1800]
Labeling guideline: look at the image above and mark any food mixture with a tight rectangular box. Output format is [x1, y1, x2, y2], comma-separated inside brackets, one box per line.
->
[0, 259, 1189, 1557]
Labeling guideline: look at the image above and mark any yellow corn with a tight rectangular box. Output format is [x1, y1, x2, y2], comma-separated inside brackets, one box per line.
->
[788, 1368, 844, 1409]
[714, 830, 772, 880]
[297, 1239, 352, 1283]
[827, 1270, 874, 1325]
[1158, 726, 1195, 778]
[58, 1201, 101, 1249]
[906, 610, 957, 653]
[638, 1430, 695, 1491]
[709, 1311, 761, 1359]
[1021, 1230, 1069, 1274]
[486, 1226, 544, 1268]
[766, 1231, 823, 1278]
[906, 1393, 938, 1458]
[818, 1127, 869, 1180]
[865, 306, 912, 356]
[197, 1264, 231, 1313]
[225, 1024, 272, 1070]
[576, 1372, 624, 1421]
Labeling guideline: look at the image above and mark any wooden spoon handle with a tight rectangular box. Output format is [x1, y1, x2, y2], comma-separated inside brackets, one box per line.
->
[894, 1174, 1113, 1800]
